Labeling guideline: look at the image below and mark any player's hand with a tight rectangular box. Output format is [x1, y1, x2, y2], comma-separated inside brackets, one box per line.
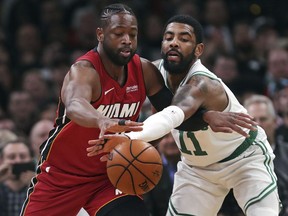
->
[98, 118, 143, 138]
[19, 170, 35, 185]
[87, 134, 130, 161]
[203, 111, 257, 137]
[0, 163, 13, 182]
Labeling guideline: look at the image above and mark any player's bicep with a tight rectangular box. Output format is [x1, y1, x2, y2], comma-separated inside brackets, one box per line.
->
[172, 77, 207, 120]
[61, 61, 99, 106]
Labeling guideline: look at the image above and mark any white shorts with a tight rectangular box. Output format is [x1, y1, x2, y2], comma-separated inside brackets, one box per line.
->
[167, 138, 282, 216]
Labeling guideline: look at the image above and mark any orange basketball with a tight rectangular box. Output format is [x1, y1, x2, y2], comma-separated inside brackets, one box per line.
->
[106, 139, 163, 195]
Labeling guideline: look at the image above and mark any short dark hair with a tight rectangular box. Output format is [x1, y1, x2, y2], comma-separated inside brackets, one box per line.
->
[0, 138, 33, 159]
[100, 3, 135, 28]
[164, 15, 203, 44]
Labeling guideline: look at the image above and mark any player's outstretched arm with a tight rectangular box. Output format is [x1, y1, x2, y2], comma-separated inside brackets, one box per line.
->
[86, 107, 257, 158]
[203, 111, 257, 137]
[62, 61, 143, 136]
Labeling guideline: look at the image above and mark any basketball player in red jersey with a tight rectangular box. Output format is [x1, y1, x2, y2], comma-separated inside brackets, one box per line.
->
[20, 4, 256, 216]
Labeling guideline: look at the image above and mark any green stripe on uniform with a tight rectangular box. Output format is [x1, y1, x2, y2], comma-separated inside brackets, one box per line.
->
[243, 140, 277, 213]
[168, 199, 196, 216]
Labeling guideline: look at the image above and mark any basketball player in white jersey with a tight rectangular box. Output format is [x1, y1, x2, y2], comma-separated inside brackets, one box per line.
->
[88, 15, 282, 215]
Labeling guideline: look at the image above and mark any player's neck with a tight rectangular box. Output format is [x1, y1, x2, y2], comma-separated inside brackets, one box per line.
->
[167, 73, 187, 94]
[98, 47, 127, 85]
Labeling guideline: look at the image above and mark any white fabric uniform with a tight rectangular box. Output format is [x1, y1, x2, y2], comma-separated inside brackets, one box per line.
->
[157, 59, 282, 216]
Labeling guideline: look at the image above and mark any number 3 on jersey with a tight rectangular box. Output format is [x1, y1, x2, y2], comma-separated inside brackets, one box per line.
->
[179, 131, 207, 156]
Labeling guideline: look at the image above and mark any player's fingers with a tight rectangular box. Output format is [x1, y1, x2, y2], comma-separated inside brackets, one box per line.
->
[87, 148, 104, 157]
[125, 121, 143, 126]
[88, 139, 104, 145]
[211, 125, 233, 134]
[236, 114, 257, 125]
[86, 144, 105, 156]
[124, 126, 143, 132]
[87, 144, 103, 152]
[234, 119, 256, 131]
[118, 120, 143, 126]
[100, 154, 109, 162]
[229, 124, 250, 137]
[236, 112, 253, 119]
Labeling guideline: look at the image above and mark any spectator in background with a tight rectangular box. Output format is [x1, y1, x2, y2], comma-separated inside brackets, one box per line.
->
[275, 106, 288, 159]
[0, 64, 13, 112]
[13, 23, 42, 77]
[212, 53, 239, 88]
[0, 45, 13, 113]
[244, 94, 288, 216]
[70, 6, 98, 51]
[0, 63, 13, 94]
[7, 91, 37, 137]
[0, 139, 35, 216]
[139, 13, 163, 61]
[41, 41, 68, 70]
[232, 20, 263, 79]
[1, 0, 39, 48]
[252, 16, 279, 79]
[39, 102, 57, 122]
[0, 117, 16, 133]
[175, 0, 200, 20]
[143, 133, 180, 216]
[48, 57, 71, 99]
[266, 40, 288, 98]
[212, 53, 265, 104]
[39, 0, 67, 45]
[201, 0, 233, 68]
[29, 119, 54, 161]
[21, 69, 52, 109]
[0, 129, 18, 149]
[273, 85, 288, 123]
[244, 95, 278, 149]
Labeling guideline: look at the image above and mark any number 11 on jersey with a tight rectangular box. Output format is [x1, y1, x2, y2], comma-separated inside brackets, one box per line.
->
[179, 131, 208, 156]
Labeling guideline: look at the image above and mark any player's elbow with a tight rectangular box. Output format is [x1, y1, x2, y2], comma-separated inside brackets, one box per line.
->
[65, 99, 80, 119]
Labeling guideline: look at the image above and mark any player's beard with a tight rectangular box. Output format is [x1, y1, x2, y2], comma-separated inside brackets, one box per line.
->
[103, 41, 136, 66]
[161, 48, 196, 75]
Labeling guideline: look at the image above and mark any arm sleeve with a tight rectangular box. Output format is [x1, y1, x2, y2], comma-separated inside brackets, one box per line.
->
[176, 108, 208, 131]
[147, 87, 208, 131]
[148, 86, 173, 112]
[126, 106, 184, 142]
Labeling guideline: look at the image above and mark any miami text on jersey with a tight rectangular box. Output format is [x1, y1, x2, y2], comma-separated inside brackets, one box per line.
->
[97, 102, 141, 118]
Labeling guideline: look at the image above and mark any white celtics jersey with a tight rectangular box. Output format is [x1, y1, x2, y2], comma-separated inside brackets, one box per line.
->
[158, 59, 251, 166]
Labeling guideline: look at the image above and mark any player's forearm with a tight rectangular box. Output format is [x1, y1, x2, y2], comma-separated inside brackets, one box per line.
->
[126, 106, 184, 142]
[66, 98, 105, 128]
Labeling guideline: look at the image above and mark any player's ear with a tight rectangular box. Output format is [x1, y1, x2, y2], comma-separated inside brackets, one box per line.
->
[195, 43, 204, 57]
[96, 28, 104, 42]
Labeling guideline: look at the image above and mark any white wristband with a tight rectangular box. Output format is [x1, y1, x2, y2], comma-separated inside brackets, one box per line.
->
[126, 105, 185, 142]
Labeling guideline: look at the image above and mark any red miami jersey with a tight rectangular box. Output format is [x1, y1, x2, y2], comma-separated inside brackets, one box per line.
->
[39, 49, 146, 178]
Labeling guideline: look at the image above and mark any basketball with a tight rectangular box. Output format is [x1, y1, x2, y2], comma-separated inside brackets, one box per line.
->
[106, 139, 163, 195]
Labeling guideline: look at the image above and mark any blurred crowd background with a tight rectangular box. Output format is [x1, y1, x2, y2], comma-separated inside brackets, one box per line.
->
[0, 0, 288, 137]
[0, 0, 288, 216]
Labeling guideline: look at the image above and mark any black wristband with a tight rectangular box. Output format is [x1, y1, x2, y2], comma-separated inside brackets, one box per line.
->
[176, 108, 208, 131]
[148, 87, 173, 111]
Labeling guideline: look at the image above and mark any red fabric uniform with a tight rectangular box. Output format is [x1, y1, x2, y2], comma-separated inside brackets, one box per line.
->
[21, 49, 146, 215]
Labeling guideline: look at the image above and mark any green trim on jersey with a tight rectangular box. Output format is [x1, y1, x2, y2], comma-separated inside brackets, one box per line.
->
[219, 129, 257, 162]
[243, 140, 278, 213]
[180, 70, 220, 87]
[168, 199, 196, 216]
[192, 71, 218, 80]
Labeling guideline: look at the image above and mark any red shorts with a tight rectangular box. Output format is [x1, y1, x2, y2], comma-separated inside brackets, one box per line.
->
[21, 161, 138, 215]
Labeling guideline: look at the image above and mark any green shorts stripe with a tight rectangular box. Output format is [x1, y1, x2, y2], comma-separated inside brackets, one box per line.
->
[243, 141, 277, 213]
[168, 199, 196, 216]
